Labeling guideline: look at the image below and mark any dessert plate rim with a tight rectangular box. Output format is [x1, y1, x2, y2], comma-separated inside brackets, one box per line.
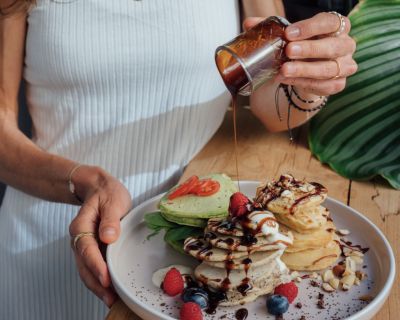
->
[107, 180, 396, 320]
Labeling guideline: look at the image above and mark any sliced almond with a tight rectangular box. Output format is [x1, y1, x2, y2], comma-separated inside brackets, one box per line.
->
[322, 270, 334, 282]
[329, 278, 340, 290]
[343, 247, 352, 257]
[322, 283, 335, 292]
[343, 257, 356, 276]
[355, 271, 368, 281]
[311, 272, 319, 279]
[350, 255, 364, 265]
[349, 250, 364, 258]
[337, 229, 350, 236]
[295, 276, 302, 283]
[290, 271, 300, 280]
[341, 274, 356, 291]
[359, 295, 374, 302]
[354, 277, 361, 286]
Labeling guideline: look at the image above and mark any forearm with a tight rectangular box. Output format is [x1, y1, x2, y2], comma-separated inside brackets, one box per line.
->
[0, 111, 103, 204]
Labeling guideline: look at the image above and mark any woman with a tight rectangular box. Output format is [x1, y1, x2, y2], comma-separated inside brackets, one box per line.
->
[0, 0, 357, 319]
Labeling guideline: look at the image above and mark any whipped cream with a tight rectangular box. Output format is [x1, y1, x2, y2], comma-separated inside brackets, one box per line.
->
[247, 211, 293, 247]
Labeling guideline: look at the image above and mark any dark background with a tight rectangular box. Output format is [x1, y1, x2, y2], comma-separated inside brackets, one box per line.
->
[0, 1, 357, 206]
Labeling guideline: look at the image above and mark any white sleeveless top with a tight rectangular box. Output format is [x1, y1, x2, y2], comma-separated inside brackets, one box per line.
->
[0, 1, 239, 319]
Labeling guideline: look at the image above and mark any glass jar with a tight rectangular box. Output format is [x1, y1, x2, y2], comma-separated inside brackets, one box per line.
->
[215, 16, 290, 96]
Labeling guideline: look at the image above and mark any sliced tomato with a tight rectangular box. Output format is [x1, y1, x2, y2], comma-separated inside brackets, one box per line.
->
[192, 180, 220, 196]
[168, 175, 199, 200]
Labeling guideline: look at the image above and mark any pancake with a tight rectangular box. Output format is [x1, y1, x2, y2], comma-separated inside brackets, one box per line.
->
[255, 174, 328, 215]
[204, 250, 283, 270]
[207, 218, 263, 237]
[281, 220, 336, 253]
[281, 240, 341, 271]
[184, 237, 249, 261]
[195, 256, 288, 290]
[274, 206, 329, 233]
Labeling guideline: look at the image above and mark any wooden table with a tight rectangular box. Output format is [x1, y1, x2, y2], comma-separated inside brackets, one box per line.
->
[107, 106, 399, 320]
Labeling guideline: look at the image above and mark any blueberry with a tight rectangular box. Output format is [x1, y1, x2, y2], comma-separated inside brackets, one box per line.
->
[266, 294, 289, 315]
[181, 287, 209, 309]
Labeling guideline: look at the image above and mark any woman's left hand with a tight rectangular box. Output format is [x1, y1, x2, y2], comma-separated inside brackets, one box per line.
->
[245, 12, 358, 97]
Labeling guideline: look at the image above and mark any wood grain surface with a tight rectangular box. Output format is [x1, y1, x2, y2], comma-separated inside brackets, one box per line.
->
[106, 107, 399, 320]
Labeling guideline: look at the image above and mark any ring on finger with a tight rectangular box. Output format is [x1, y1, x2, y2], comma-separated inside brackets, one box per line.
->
[328, 11, 346, 37]
[72, 232, 97, 250]
[330, 59, 341, 80]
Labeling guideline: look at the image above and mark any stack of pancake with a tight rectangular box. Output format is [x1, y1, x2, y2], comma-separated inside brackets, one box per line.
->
[254, 174, 341, 271]
[184, 211, 293, 306]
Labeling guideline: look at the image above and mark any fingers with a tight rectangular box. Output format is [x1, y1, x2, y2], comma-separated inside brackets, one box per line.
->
[278, 77, 347, 96]
[286, 12, 351, 41]
[281, 55, 357, 80]
[286, 35, 356, 59]
[74, 251, 116, 307]
[242, 17, 264, 31]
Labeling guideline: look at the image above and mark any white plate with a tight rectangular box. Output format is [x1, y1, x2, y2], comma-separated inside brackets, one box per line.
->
[107, 181, 395, 320]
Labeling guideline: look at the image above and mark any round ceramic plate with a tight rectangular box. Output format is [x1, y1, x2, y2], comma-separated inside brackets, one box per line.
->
[107, 181, 395, 320]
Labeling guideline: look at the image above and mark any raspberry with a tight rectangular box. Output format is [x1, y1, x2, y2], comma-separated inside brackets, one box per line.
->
[162, 268, 184, 296]
[180, 302, 203, 320]
[229, 192, 251, 217]
[274, 282, 298, 303]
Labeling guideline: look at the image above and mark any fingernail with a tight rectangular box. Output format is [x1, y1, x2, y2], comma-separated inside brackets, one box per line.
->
[103, 295, 111, 306]
[102, 227, 116, 237]
[286, 26, 300, 38]
[284, 64, 296, 76]
[99, 274, 105, 287]
[290, 44, 302, 56]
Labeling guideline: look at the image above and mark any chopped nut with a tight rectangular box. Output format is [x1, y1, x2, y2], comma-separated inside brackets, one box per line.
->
[310, 272, 319, 279]
[337, 229, 350, 236]
[355, 271, 368, 281]
[341, 274, 356, 291]
[343, 257, 357, 276]
[332, 264, 345, 277]
[343, 247, 352, 256]
[322, 270, 334, 282]
[291, 271, 300, 279]
[322, 283, 335, 292]
[349, 250, 364, 258]
[295, 302, 303, 309]
[329, 278, 340, 290]
[310, 280, 319, 287]
[317, 299, 325, 309]
[350, 255, 364, 265]
[295, 276, 302, 283]
[359, 295, 374, 302]
[354, 277, 361, 286]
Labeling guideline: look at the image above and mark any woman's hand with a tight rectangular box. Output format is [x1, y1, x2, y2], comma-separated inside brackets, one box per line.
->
[244, 12, 358, 97]
[69, 166, 132, 307]
[281, 12, 357, 96]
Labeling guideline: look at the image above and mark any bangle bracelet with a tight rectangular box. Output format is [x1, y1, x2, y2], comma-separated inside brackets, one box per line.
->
[291, 86, 323, 104]
[68, 163, 84, 204]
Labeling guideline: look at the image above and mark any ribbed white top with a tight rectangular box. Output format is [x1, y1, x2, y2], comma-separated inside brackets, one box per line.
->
[0, 1, 239, 319]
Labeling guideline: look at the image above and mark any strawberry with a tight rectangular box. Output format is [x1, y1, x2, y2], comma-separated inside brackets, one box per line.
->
[180, 302, 203, 320]
[229, 192, 251, 217]
[162, 268, 184, 296]
[274, 282, 298, 303]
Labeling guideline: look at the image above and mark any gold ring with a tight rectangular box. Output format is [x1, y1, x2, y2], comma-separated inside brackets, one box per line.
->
[330, 59, 341, 80]
[72, 232, 96, 250]
[328, 11, 346, 37]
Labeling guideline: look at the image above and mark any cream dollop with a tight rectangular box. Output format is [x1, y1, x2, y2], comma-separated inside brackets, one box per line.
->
[247, 211, 293, 247]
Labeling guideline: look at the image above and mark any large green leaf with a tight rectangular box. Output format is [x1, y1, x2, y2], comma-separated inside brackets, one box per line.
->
[308, 0, 400, 189]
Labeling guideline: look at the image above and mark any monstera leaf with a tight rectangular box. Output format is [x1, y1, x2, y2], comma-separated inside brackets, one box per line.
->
[308, 0, 400, 189]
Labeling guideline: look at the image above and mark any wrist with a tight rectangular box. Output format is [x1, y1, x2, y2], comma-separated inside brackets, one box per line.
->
[70, 165, 108, 202]
[292, 87, 326, 111]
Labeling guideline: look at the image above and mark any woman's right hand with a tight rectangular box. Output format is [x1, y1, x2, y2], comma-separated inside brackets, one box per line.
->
[68, 165, 132, 307]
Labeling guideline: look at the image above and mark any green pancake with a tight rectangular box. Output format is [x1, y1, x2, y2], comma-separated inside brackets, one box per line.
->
[159, 173, 237, 224]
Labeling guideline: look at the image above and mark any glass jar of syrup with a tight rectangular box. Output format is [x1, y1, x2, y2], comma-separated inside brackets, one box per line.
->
[215, 16, 289, 96]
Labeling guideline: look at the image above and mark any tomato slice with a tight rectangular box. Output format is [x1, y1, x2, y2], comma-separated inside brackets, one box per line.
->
[168, 175, 199, 200]
[192, 180, 220, 196]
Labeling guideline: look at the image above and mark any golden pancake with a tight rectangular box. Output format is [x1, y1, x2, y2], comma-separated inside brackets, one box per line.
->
[281, 220, 336, 253]
[274, 206, 329, 234]
[255, 174, 328, 215]
[281, 240, 341, 271]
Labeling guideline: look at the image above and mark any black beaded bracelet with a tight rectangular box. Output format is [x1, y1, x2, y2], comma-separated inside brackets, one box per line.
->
[282, 84, 328, 112]
[291, 86, 323, 104]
